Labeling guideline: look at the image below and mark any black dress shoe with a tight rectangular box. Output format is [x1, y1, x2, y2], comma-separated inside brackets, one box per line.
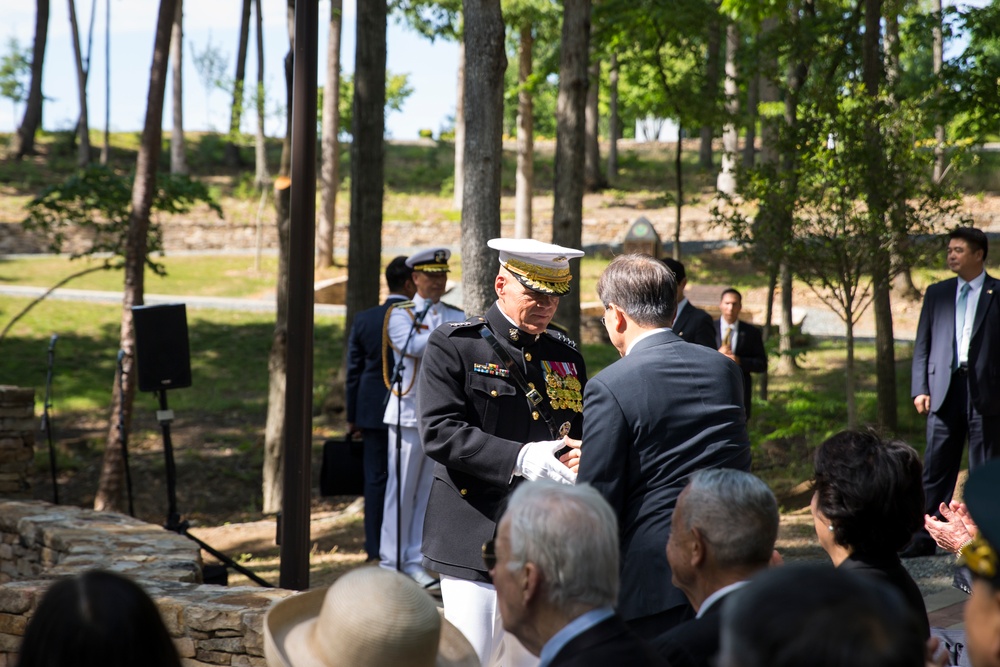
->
[899, 540, 937, 558]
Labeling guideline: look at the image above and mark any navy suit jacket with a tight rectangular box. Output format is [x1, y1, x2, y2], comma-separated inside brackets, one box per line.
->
[672, 301, 716, 348]
[652, 594, 729, 667]
[912, 273, 1000, 416]
[345, 295, 407, 430]
[549, 614, 668, 667]
[577, 331, 751, 621]
[715, 319, 767, 417]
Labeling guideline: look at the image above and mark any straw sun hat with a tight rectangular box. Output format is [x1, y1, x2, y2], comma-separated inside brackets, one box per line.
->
[264, 567, 478, 667]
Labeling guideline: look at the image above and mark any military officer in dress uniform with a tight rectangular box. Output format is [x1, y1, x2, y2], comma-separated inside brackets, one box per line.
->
[381, 247, 465, 589]
[417, 238, 588, 667]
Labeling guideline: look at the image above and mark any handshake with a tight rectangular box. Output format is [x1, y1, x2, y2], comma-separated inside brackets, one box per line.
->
[514, 436, 582, 485]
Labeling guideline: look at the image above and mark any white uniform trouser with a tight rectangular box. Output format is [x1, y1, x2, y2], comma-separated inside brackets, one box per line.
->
[379, 424, 434, 573]
[440, 576, 538, 667]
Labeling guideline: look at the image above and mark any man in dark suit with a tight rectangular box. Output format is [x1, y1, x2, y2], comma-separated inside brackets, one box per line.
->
[576, 254, 751, 640]
[715, 288, 767, 419]
[653, 469, 779, 667]
[662, 257, 716, 348]
[907, 226, 1000, 558]
[345, 256, 414, 562]
[418, 238, 588, 667]
[490, 480, 666, 667]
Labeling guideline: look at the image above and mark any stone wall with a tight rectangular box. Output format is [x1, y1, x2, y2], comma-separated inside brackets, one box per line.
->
[0, 500, 294, 667]
[0, 387, 35, 498]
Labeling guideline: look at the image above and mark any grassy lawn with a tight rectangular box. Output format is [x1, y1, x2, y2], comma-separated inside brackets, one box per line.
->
[0, 296, 344, 416]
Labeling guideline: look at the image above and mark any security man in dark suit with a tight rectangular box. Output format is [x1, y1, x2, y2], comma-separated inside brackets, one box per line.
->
[662, 257, 716, 348]
[906, 226, 1000, 558]
[715, 288, 768, 420]
[345, 256, 414, 562]
[418, 238, 587, 667]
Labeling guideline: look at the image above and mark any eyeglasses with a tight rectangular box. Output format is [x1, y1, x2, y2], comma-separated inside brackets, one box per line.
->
[601, 303, 612, 326]
[482, 539, 496, 571]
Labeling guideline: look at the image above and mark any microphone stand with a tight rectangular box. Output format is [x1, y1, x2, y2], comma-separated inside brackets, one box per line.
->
[40, 335, 59, 505]
[382, 299, 432, 573]
[117, 350, 135, 517]
[154, 388, 272, 588]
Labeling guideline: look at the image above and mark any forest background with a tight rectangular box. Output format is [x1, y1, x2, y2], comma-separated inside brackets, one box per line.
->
[2, 0, 1000, 585]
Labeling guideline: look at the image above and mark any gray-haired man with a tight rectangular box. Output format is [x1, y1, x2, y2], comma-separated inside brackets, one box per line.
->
[488, 480, 666, 667]
[654, 469, 780, 667]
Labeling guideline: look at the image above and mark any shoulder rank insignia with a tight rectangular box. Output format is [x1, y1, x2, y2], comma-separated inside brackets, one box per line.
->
[544, 328, 578, 349]
[446, 316, 487, 331]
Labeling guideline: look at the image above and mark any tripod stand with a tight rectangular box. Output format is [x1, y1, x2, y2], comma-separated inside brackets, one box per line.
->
[154, 389, 272, 588]
[41, 334, 59, 505]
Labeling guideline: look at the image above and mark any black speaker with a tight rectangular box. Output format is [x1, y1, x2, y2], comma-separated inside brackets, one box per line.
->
[132, 304, 192, 392]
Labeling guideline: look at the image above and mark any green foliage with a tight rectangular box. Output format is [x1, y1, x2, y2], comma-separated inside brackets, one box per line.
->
[0, 37, 31, 120]
[941, 3, 1000, 141]
[753, 386, 845, 444]
[391, 0, 462, 41]
[318, 70, 414, 138]
[596, 0, 721, 131]
[23, 166, 223, 276]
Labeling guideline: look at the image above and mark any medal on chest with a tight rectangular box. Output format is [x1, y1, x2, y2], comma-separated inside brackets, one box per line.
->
[542, 360, 583, 413]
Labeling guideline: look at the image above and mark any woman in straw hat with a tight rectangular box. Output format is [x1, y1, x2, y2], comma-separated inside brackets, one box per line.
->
[264, 567, 478, 667]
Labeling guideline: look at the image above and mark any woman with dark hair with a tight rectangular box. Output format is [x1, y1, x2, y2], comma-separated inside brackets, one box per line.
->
[811, 429, 930, 639]
[17, 570, 182, 667]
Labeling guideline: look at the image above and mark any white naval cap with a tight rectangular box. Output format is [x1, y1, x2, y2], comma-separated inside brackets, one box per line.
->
[488, 238, 584, 296]
[405, 247, 451, 273]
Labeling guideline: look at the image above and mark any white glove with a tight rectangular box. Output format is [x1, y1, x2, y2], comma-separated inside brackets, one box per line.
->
[515, 440, 576, 485]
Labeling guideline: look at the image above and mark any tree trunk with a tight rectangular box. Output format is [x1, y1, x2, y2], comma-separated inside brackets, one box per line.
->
[453, 37, 466, 211]
[863, 0, 897, 432]
[778, 262, 796, 373]
[606, 51, 619, 181]
[777, 22, 808, 375]
[760, 269, 777, 401]
[883, 0, 900, 98]
[68, 0, 91, 167]
[345, 0, 387, 336]
[317, 0, 343, 269]
[673, 125, 683, 261]
[461, 0, 506, 317]
[932, 0, 944, 183]
[253, 0, 268, 187]
[699, 7, 722, 171]
[170, 0, 187, 174]
[94, 0, 176, 512]
[583, 37, 604, 192]
[100, 0, 110, 164]
[514, 20, 533, 240]
[225, 0, 251, 167]
[845, 305, 857, 429]
[717, 22, 738, 194]
[262, 0, 295, 515]
[743, 70, 758, 167]
[552, 0, 590, 342]
[12, 0, 49, 159]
